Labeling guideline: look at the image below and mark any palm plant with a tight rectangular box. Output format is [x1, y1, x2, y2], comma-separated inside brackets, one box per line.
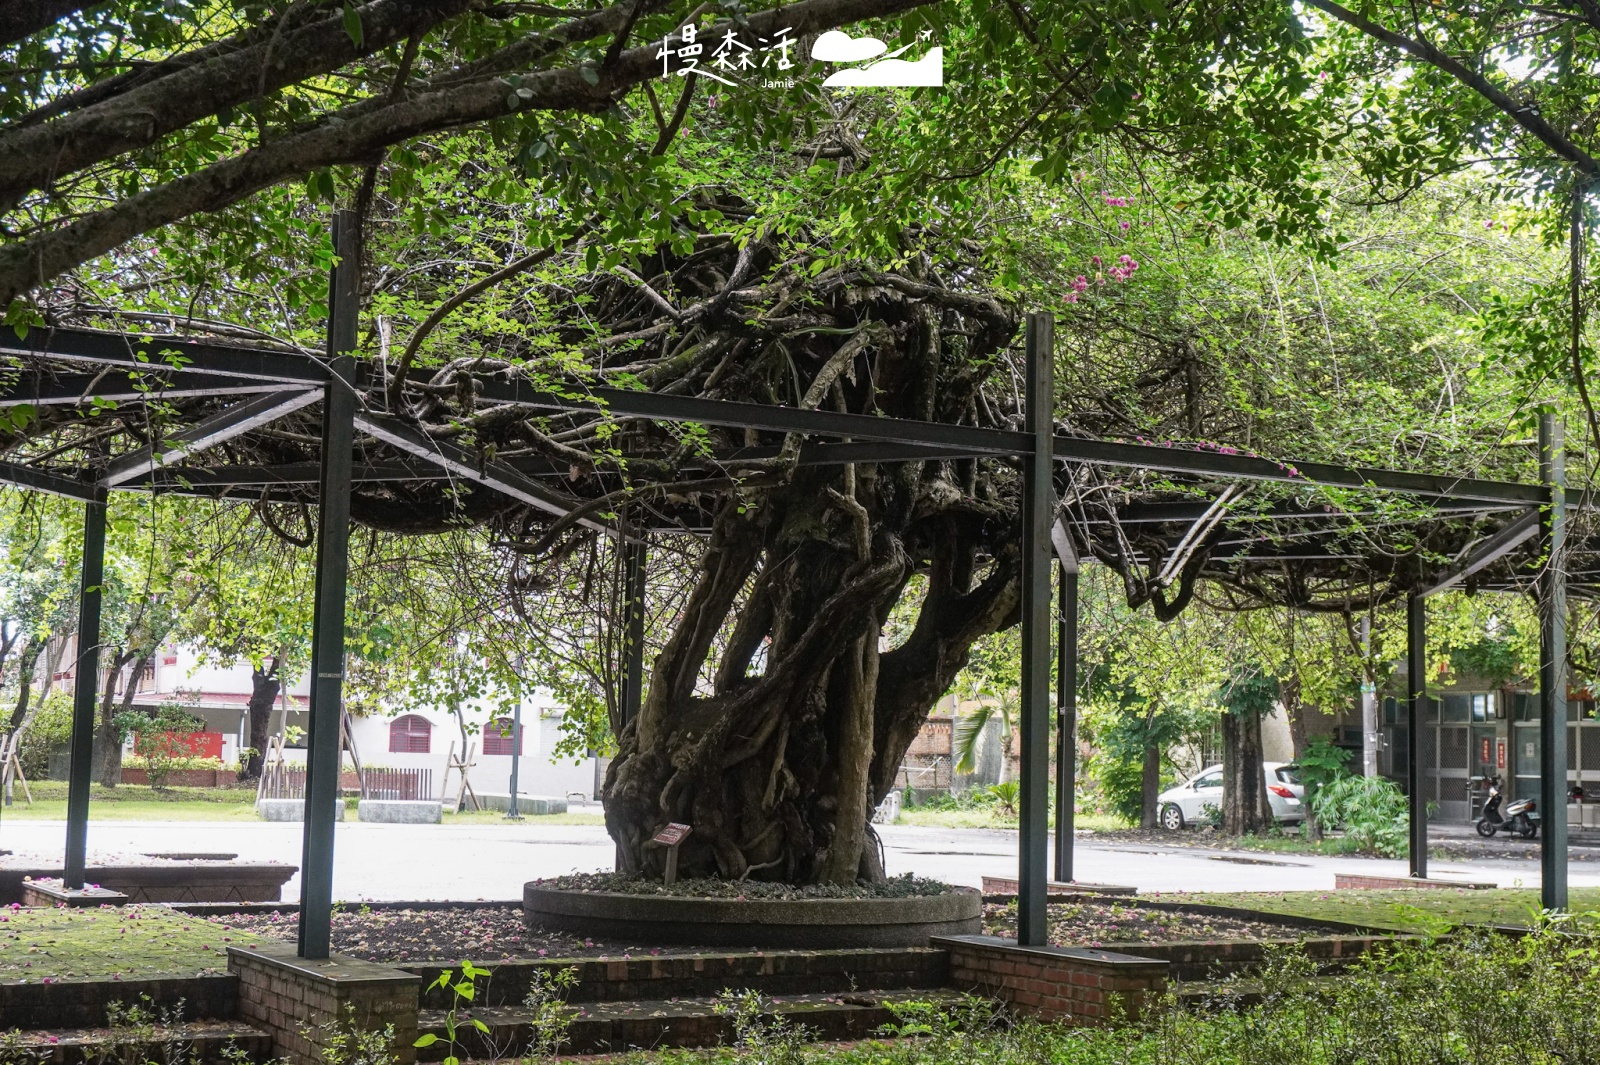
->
[953, 687, 1019, 781]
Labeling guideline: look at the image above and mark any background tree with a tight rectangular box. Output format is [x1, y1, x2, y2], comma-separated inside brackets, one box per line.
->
[1218, 666, 1277, 835]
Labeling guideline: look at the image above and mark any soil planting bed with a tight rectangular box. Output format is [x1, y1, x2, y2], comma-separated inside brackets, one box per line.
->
[211, 904, 717, 963]
[982, 899, 1346, 948]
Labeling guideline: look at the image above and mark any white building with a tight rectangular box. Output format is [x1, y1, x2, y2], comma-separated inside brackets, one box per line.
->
[115, 642, 602, 802]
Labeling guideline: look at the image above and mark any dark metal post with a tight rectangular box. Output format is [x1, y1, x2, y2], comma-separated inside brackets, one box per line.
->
[620, 538, 646, 730]
[1540, 412, 1568, 911]
[1054, 567, 1077, 884]
[63, 488, 107, 889]
[1018, 312, 1055, 946]
[506, 693, 523, 821]
[298, 211, 359, 959]
[1406, 592, 1428, 880]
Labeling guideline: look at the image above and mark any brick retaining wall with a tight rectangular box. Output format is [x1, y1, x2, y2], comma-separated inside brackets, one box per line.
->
[1334, 873, 1496, 890]
[227, 943, 420, 1065]
[932, 935, 1167, 1024]
[1108, 933, 1423, 981]
[0, 974, 236, 1029]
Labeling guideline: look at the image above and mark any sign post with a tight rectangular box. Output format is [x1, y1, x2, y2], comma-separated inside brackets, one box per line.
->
[653, 822, 692, 885]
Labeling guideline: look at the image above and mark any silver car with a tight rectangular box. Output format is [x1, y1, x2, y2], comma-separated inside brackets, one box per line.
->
[1157, 762, 1306, 830]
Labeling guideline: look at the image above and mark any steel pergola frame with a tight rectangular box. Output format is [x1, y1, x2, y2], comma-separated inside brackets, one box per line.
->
[0, 213, 1585, 948]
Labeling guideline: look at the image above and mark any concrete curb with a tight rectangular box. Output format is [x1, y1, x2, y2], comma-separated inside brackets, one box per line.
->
[523, 884, 982, 948]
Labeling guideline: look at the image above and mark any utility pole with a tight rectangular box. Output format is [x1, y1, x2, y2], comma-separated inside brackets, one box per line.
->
[1360, 615, 1379, 778]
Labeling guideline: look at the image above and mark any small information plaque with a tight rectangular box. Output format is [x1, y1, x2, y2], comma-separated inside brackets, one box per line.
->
[653, 823, 692, 846]
[652, 822, 692, 884]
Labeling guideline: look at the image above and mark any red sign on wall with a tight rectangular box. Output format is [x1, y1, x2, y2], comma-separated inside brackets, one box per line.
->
[1481, 737, 1492, 765]
[134, 730, 222, 759]
[1496, 740, 1507, 770]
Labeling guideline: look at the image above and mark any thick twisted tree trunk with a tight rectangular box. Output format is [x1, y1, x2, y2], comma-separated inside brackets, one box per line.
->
[600, 265, 1023, 884]
[604, 501, 1019, 883]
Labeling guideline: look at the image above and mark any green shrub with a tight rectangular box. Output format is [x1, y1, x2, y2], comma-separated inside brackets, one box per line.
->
[14, 690, 73, 780]
[1309, 774, 1409, 856]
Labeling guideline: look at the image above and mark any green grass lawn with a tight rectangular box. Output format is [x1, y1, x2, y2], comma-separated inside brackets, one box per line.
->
[1, 781, 263, 821]
[0, 906, 272, 982]
[0, 782, 602, 823]
[1158, 887, 1600, 932]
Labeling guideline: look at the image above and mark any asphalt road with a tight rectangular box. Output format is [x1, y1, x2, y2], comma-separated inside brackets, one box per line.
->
[3, 817, 1596, 901]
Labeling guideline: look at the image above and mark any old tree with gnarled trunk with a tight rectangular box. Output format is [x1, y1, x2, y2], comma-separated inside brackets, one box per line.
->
[10, 0, 1571, 879]
[588, 245, 1024, 884]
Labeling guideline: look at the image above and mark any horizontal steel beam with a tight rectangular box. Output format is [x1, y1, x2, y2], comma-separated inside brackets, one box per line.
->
[0, 326, 329, 385]
[354, 410, 608, 530]
[0, 459, 97, 500]
[1417, 509, 1541, 597]
[1052, 437, 1543, 506]
[144, 461, 445, 488]
[470, 377, 1033, 457]
[0, 326, 1568, 508]
[102, 390, 322, 487]
[1091, 499, 1520, 524]
[468, 377, 1548, 504]
[0, 369, 287, 407]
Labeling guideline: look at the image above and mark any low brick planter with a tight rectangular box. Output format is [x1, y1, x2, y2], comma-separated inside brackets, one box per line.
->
[981, 876, 1136, 896]
[20, 880, 129, 907]
[228, 942, 420, 1065]
[524, 885, 982, 948]
[934, 934, 1168, 1024]
[1334, 873, 1497, 890]
[119, 768, 230, 787]
[0, 863, 296, 905]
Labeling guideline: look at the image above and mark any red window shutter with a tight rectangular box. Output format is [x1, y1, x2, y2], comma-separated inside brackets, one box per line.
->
[483, 719, 519, 756]
[389, 715, 432, 754]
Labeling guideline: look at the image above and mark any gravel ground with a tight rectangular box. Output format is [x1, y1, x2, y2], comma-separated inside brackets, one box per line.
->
[982, 900, 1342, 948]
[210, 905, 715, 964]
[212, 898, 1343, 963]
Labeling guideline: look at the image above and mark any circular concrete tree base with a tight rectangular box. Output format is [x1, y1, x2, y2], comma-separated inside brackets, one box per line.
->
[523, 883, 982, 948]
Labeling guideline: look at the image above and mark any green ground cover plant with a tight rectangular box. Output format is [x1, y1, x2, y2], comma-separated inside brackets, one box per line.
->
[0, 906, 266, 982]
[1159, 887, 1600, 931]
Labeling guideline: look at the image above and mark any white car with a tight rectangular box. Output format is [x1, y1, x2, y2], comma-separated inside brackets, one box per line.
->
[1157, 762, 1305, 830]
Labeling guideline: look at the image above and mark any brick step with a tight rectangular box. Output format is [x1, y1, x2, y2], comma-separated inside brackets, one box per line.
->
[0, 1020, 273, 1065]
[407, 948, 949, 1008]
[417, 988, 966, 1058]
[1175, 975, 1346, 1011]
[1112, 934, 1421, 982]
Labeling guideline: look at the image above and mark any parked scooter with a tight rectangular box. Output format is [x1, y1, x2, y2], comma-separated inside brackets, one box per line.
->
[1475, 777, 1539, 839]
